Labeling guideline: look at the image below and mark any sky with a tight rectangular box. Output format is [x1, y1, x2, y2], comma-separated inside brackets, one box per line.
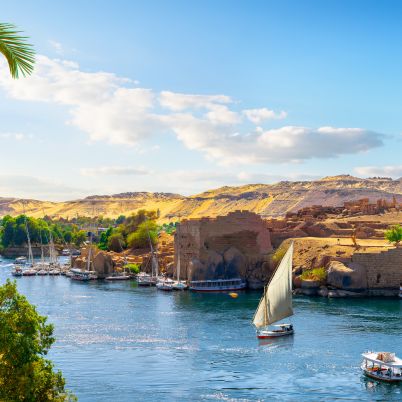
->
[0, 0, 402, 200]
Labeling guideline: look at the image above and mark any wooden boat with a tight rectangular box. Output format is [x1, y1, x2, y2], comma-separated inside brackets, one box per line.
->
[137, 272, 157, 286]
[156, 277, 175, 291]
[361, 352, 402, 382]
[70, 268, 91, 281]
[189, 278, 246, 292]
[253, 242, 294, 339]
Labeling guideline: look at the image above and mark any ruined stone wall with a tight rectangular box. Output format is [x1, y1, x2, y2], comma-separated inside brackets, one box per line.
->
[352, 248, 402, 289]
[174, 211, 273, 288]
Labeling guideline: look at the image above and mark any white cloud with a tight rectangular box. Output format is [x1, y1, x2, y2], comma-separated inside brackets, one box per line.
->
[0, 132, 31, 141]
[0, 55, 385, 165]
[243, 107, 287, 124]
[0, 175, 89, 201]
[354, 165, 402, 178]
[48, 40, 64, 55]
[80, 166, 151, 176]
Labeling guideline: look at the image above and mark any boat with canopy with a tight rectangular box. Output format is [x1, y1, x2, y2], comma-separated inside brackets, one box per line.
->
[361, 352, 402, 382]
[253, 242, 294, 339]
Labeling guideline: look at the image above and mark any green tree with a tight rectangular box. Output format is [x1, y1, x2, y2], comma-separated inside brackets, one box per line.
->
[0, 23, 35, 78]
[72, 230, 87, 247]
[125, 263, 140, 274]
[384, 224, 402, 247]
[127, 220, 158, 249]
[0, 280, 75, 401]
[107, 232, 125, 252]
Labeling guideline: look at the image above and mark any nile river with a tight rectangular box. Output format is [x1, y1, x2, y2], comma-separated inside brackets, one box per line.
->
[1, 258, 401, 401]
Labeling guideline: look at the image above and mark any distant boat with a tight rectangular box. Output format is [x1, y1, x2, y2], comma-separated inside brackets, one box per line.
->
[70, 268, 91, 281]
[156, 277, 174, 291]
[361, 352, 402, 383]
[253, 242, 294, 339]
[14, 256, 27, 265]
[399, 283, 402, 298]
[137, 272, 157, 286]
[189, 278, 246, 292]
[172, 238, 188, 290]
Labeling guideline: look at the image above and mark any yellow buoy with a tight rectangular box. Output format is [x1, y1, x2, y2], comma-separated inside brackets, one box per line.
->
[229, 292, 238, 298]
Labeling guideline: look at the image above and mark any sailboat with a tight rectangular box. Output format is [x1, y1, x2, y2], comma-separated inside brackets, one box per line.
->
[172, 242, 187, 290]
[138, 224, 158, 286]
[253, 242, 294, 339]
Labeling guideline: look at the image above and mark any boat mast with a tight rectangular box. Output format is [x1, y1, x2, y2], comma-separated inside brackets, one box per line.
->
[22, 202, 34, 266]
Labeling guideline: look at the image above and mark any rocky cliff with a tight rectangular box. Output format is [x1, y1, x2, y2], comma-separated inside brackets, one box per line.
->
[2, 175, 402, 221]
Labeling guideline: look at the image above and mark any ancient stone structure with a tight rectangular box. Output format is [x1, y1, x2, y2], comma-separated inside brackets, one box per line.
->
[352, 248, 402, 294]
[174, 211, 273, 289]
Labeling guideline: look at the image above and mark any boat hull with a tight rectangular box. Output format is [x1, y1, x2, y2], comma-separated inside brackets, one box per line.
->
[105, 276, 131, 281]
[257, 329, 294, 339]
[363, 369, 402, 383]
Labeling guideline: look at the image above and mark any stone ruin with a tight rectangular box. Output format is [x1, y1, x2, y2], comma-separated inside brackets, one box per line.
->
[174, 210, 273, 289]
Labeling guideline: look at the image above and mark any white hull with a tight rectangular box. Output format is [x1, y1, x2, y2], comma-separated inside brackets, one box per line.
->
[257, 329, 294, 339]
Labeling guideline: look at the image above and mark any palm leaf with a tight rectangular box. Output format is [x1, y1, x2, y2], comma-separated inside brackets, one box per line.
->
[0, 23, 35, 79]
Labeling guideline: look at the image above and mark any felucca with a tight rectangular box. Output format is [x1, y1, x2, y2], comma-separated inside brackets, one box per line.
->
[172, 240, 187, 290]
[253, 242, 294, 339]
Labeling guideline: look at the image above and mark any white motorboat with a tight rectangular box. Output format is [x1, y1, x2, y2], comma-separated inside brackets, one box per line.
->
[189, 278, 246, 292]
[14, 256, 27, 265]
[253, 242, 294, 339]
[156, 277, 175, 291]
[361, 352, 402, 383]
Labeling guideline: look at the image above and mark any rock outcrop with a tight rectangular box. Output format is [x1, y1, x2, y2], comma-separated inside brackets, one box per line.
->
[175, 211, 273, 289]
[326, 260, 367, 291]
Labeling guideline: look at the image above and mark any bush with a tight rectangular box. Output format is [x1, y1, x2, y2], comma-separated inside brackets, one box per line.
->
[300, 267, 327, 282]
[384, 224, 402, 246]
[125, 263, 140, 274]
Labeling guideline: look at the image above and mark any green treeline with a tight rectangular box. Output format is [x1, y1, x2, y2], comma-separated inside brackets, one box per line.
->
[0, 215, 87, 249]
[0, 210, 178, 253]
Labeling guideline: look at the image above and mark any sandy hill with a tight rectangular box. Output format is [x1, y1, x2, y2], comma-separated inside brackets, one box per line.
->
[2, 175, 402, 222]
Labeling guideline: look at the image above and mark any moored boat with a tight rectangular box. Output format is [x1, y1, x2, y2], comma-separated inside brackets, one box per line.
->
[156, 277, 175, 291]
[22, 268, 37, 276]
[172, 237, 188, 290]
[11, 266, 23, 276]
[14, 256, 27, 265]
[253, 242, 294, 339]
[189, 278, 246, 292]
[361, 352, 402, 382]
[105, 273, 131, 281]
[70, 268, 91, 281]
[137, 272, 157, 286]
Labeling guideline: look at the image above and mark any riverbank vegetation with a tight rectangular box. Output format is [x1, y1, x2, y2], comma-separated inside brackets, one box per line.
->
[300, 267, 327, 282]
[0, 215, 88, 250]
[0, 280, 75, 401]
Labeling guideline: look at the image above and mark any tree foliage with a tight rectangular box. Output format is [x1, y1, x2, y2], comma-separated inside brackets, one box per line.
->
[0, 215, 88, 248]
[127, 220, 158, 249]
[384, 224, 402, 246]
[0, 23, 35, 78]
[0, 280, 75, 401]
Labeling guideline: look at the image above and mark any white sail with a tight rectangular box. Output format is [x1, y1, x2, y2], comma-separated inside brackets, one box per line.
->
[253, 242, 293, 328]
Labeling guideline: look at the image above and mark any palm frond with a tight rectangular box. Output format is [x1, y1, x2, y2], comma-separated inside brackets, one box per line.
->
[0, 23, 35, 79]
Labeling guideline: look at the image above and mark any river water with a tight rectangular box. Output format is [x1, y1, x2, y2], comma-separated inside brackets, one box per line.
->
[0, 257, 401, 401]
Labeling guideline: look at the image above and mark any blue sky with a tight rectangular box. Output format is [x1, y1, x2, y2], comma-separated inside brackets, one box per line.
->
[0, 0, 401, 200]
